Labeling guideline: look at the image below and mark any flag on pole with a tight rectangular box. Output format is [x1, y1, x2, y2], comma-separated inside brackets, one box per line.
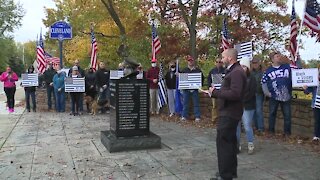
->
[290, 0, 298, 66]
[44, 52, 60, 69]
[152, 23, 161, 62]
[37, 32, 46, 74]
[90, 27, 98, 71]
[175, 59, 183, 115]
[157, 62, 167, 109]
[222, 18, 231, 50]
[303, 0, 320, 33]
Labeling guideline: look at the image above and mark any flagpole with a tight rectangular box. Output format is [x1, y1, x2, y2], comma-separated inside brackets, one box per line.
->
[294, 0, 307, 62]
[151, 19, 156, 62]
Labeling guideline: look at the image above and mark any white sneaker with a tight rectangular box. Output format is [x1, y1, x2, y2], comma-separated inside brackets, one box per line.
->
[195, 118, 201, 122]
[180, 117, 186, 121]
[169, 113, 174, 117]
[312, 137, 320, 141]
[248, 142, 254, 155]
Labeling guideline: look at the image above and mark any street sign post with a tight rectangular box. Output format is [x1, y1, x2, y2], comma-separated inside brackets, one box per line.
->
[49, 21, 72, 68]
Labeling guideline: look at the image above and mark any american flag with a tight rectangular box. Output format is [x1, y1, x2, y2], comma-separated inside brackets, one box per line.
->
[37, 33, 46, 74]
[314, 87, 320, 108]
[222, 18, 231, 50]
[44, 52, 60, 69]
[178, 73, 202, 89]
[65, 77, 85, 92]
[210, 74, 224, 90]
[22, 73, 38, 87]
[290, 0, 298, 65]
[303, 0, 320, 33]
[152, 23, 161, 62]
[90, 27, 98, 71]
[234, 41, 253, 61]
[157, 62, 167, 108]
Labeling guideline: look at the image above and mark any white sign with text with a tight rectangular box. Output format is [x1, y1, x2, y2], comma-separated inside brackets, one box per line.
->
[292, 68, 319, 87]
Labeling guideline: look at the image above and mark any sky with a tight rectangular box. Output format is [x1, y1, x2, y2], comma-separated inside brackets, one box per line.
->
[12, 0, 320, 61]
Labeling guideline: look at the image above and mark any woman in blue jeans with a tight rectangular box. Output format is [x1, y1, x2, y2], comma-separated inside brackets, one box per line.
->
[237, 58, 256, 154]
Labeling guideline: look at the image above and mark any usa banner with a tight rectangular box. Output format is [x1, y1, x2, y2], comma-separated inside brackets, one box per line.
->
[22, 73, 39, 87]
[65, 77, 85, 92]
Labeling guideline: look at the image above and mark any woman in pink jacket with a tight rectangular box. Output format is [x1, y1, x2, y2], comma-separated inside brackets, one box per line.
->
[0, 66, 19, 113]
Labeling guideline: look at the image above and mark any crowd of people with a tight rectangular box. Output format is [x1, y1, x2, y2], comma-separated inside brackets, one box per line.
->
[1, 48, 320, 180]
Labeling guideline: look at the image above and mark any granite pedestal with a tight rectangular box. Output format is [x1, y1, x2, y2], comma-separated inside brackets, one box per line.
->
[101, 130, 161, 153]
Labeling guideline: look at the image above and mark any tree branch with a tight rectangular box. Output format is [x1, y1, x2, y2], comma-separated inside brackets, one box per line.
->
[178, 0, 191, 29]
[81, 31, 119, 39]
[100, 0, 126, 37]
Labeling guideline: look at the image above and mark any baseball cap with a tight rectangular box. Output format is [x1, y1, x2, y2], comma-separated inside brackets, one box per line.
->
[187, 55, 194, 61]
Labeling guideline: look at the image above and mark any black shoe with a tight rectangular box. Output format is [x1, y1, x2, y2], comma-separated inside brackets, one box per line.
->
[27, 109, 30, 112]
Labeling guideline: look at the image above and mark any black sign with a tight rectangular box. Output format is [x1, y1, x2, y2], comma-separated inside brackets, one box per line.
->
[110, 79, 149, 137]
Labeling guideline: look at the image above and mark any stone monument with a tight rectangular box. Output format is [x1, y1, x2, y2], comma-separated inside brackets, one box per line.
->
[101, 57, 161, 153]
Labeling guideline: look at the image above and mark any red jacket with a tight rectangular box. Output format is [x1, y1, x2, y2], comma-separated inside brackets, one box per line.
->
[146, 67, 159, 89]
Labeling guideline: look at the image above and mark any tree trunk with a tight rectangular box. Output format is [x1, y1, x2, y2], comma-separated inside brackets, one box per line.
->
[178, 0, 200, 60]
[100, 0, 128, 58]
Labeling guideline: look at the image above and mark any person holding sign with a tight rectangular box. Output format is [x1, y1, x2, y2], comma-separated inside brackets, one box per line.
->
[302, 72, 320, 142]
[181, 55, 204, 122]
[22, 66, 37, 112]
[207, 57, 225, 122]
[70, 66, 82, 116]
[209, 48, 246, 180]
[261, 51, 292, 137]
[0, 66, 18, 113]
[53, 67, 66, 113]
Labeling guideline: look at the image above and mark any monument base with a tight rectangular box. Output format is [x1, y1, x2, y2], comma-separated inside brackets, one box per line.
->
[101, 131, 161, 153]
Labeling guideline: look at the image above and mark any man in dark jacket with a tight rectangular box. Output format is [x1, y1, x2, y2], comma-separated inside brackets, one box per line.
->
[43, 63, 56, 110]
[95, 62, 110, 112]
[209, 48, 246, 180]
[207, 57, 225, 122]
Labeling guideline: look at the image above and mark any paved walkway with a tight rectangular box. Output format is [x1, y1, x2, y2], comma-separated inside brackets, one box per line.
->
[0, 90, 319, 179]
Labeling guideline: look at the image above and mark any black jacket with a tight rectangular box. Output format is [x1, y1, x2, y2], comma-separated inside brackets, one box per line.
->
[85, 71, 96, 92]
[165, 71, 176, 89]
[243, 75, 256, 110]
[95, 68, 110, 88]
[211, 62, 247, 121]
[43, 68, 56, 85]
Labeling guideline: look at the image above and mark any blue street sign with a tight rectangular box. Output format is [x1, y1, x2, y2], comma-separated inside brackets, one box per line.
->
[49, 21, 72, 40]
